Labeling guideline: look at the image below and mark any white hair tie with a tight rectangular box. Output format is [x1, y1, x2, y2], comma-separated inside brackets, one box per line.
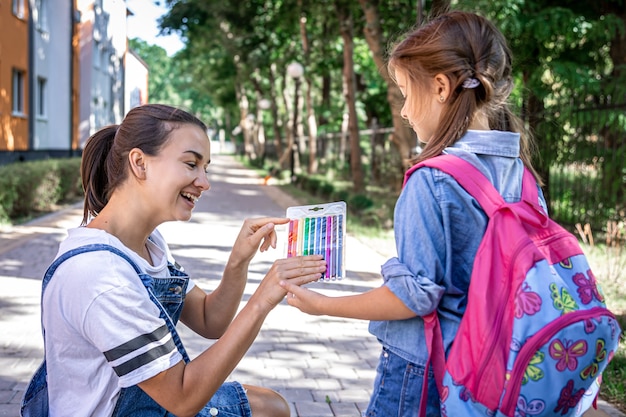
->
[462, 78, 480, 89]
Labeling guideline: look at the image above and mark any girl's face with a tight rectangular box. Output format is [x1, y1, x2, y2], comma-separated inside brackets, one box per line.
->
[395, 68, 443, 143]
[142, 124, 211, 223]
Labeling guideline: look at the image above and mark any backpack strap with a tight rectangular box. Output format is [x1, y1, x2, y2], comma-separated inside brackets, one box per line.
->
[40, 243, 189, 362]
[405, 154, 542, 218]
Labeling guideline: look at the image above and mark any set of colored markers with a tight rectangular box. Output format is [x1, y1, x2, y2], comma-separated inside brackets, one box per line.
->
[285, 201, 347, 280]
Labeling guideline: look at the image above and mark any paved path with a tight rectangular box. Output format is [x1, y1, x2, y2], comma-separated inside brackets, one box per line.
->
[0, 154, 623, 417]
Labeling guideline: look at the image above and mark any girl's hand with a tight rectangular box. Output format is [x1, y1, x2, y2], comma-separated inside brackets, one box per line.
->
[279, 279, 328, 316]
[230, 217, 289, 265]
[251, 255, 326, 311]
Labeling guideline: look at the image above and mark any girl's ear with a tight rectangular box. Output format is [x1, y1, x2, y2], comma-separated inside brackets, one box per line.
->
[434, 73, 451, 102]
[128, 148, 147, 180]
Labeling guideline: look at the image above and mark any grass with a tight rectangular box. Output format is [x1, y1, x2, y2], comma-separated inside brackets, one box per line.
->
[580, 241, 626, 413]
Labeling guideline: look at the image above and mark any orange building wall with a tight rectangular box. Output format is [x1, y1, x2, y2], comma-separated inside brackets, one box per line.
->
[72, 4, 80, 151]
[0, 2, 30, 151]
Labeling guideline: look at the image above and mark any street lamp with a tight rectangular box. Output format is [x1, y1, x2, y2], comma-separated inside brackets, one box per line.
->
[257, 99, 271, 164]
[287, 62, 304, 182]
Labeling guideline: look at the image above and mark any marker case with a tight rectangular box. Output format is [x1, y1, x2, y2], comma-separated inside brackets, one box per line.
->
[285, 201, 346, 280]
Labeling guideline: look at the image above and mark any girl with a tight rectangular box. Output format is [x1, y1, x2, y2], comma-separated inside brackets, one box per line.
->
[280, 10, 546, 416]
[37, 104, 326, 417]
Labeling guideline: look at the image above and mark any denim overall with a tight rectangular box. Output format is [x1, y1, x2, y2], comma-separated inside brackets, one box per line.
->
[21, 244, 251, 417]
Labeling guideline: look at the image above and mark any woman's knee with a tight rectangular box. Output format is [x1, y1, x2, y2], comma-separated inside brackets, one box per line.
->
[243, 385, 290, 417]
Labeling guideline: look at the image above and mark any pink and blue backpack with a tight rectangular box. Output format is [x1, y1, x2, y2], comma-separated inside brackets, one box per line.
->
[405, 155, 622, 417]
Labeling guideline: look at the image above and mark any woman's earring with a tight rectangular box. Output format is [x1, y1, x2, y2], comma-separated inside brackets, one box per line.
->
[440, 96, 445, 103]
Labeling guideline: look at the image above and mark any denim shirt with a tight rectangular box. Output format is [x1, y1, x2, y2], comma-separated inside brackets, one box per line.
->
[368, 130, 547, 365]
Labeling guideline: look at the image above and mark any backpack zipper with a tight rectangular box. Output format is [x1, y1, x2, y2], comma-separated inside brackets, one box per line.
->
[500, 307, 616, 415]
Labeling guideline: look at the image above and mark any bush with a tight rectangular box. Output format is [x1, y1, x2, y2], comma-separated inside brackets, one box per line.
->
[0, 158, 83, 224]
[305, 177, 323, 194]
[293, 174, 307, 188]
[0, 174, 18, 223]
[57, 158, 83, 200]
[348, 193, 374, 213]
[332, 189, 350, 203]
[319, 181, 335, 198]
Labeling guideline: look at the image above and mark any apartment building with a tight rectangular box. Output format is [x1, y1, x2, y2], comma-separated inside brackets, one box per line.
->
[31, 0, 75, 154]
[0, 0, 149, 165]
[125, 48, 148, 112]
[0, 0, 30, 159]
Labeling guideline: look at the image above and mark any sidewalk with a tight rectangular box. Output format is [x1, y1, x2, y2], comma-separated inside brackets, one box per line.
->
[0, 154, 623, 417]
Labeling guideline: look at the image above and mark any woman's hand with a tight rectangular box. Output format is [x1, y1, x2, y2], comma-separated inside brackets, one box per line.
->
[229, 217, 289, 266]
[250, 255, 326, 311]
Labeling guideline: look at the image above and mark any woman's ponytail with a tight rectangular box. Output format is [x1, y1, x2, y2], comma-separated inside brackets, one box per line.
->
[80, 125, 118, 225]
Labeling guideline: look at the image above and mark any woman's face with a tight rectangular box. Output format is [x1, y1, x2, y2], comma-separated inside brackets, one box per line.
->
[395, 68, 443, 143]
[142, 124, 211, 223]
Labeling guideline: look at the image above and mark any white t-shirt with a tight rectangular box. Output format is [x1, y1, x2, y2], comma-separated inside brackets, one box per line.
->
[42, 227, 196, 417]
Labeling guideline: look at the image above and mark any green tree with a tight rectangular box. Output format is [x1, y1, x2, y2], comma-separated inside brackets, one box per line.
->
[128, 38, 217, 124]
[458, 1, 625, 212]
[128, 38, 181, 104]
[156, 0, 624, 218]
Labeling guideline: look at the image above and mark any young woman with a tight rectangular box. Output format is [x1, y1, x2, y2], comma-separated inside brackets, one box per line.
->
[39, 104, 326, 417]
[280, 10, 547, 416]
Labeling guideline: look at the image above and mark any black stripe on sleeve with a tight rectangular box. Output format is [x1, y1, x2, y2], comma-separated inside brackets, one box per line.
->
[111, 338, 178, 377]
[103, 324, 170, 362]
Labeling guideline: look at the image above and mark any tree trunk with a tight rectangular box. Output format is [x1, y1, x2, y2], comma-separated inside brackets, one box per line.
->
[358, 0, 416, 186]
[295, 76, 304, 176]
[340, 113, 348, 166]
[235, 84, 257, 161]
[279, 70, 296, 173]
[336, 0, 365, 192]
[251, 73, 267, 163]
[267, 64, 284, 162]
[299, 13, 319, 174]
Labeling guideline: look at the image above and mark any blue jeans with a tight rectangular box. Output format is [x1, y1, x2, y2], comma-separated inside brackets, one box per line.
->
[364, 347, 440, 417]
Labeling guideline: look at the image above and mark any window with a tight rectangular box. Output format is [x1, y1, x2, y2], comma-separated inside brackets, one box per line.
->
[12, 0, 25, 18]
[34, 0, 49, 32]
[12, 69, 25, 114]
[93, 42, 100, 69]
[37, 77, 47, 117]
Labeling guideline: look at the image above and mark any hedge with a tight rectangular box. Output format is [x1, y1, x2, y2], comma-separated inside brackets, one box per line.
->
[0, 158, 83, 224]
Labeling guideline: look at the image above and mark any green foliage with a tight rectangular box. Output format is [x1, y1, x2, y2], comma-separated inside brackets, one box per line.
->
[458, 0, 626, 228]
[348, 193, 374, 212]
[0, 174, 18, 224]
[0, 158, 83, 224]
[332, 189, 350, 203]
[128, 38, 218, 125]
[8, 162, 58, 217]
[602, 349, 626, 413]
[305, 177, 323, 194]
[319, 181, 335, 198]
[154, 0, 625, 239]
[128, 38, 180, 104]
[57, 159, 83, 201]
